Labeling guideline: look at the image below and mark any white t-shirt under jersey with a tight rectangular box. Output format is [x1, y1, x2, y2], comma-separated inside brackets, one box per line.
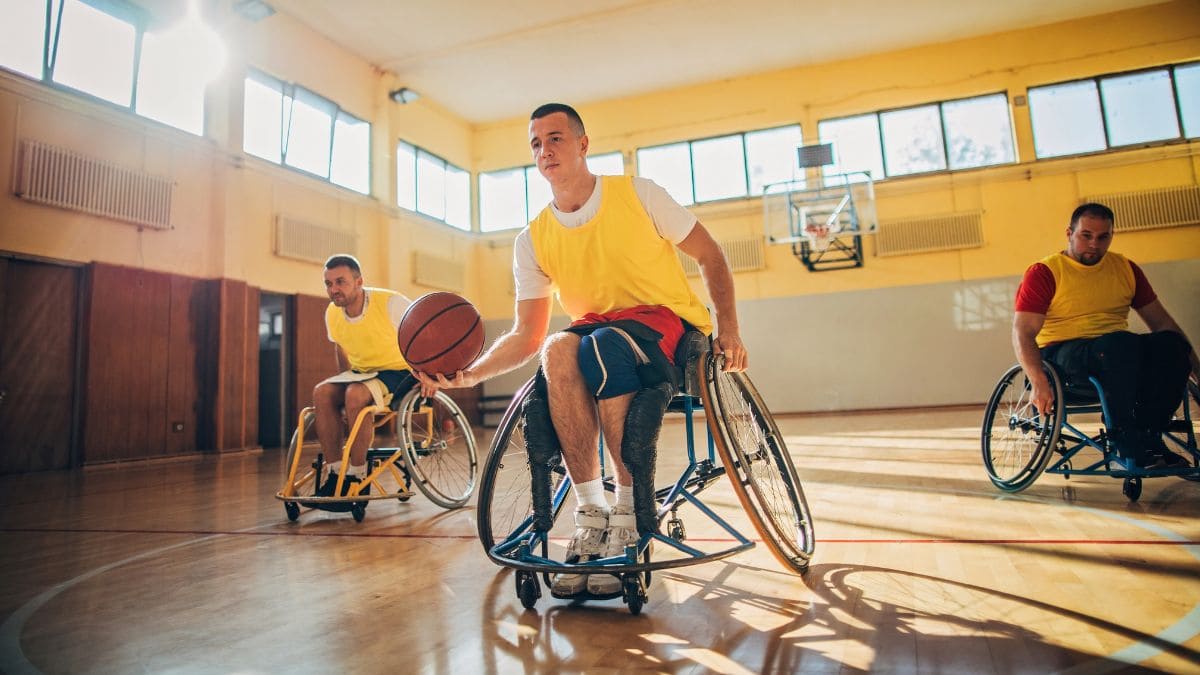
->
[512, 176, 697, 301]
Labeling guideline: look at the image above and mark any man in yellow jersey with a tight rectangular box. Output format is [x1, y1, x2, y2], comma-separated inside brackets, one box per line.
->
[315, 254, 416, 496]
[421, 103, 746, 598]
[1013, 203, 1198, 469]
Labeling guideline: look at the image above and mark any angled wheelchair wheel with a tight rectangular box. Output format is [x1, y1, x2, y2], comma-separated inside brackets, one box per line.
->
[702, 356, 814, 574]
[399, 388, 478, 509]
[981, 362, 1064, 493]
[476, 378, 569, 555]
[282, 410, 319, 495]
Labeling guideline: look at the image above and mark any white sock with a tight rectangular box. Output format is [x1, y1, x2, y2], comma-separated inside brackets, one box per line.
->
[615, 483, 634, 510]
[574, 478, 608, 509]
[325, 460, 342, 478]
[349, 462, 366, 478]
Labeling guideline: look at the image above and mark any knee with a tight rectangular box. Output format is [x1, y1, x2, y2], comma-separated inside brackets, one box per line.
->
[1148, 330, 1190, 358]
[343, 384, 373, 412]
[579, 328, 641, 400]
[540, 332, 582, 379]
[313, 383, 340, 409]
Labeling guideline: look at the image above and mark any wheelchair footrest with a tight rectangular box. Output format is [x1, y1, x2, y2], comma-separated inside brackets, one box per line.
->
[549, 585, 626, 602]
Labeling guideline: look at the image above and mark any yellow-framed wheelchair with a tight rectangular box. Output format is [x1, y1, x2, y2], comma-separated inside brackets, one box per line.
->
[982, 361, 1199, 502]
[475, 333, 814, 614]
[276, 383, 478, 522]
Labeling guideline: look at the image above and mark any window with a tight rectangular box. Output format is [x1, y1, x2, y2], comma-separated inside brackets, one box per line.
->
[1, 1, 224, 136]
[478, 151, 626, 233]
[243, 69, 371, 195]
[1029, 63, 1197, 158]
[396, 141, 469, 230]
[820, 93, 1015, 179]
[0, 0, 47, 78]
[636, 124, 803, 205]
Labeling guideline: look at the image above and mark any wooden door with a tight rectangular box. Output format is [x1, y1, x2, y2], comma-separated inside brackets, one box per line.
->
[0, 257, 81, 473]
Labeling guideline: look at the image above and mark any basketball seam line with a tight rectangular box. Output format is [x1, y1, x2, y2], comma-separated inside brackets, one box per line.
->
[400, 299, 466, 355]
[408, 315, 482, 369]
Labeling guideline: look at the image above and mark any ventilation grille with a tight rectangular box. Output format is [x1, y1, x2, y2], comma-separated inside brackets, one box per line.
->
[15, 138, 173, 230]
[274, 215, 357, 264]
[412, 251, 466, 292]
[677, 236, 765, 276]
[1083, 185, 1200, 232]
[876, 211, 984, 257]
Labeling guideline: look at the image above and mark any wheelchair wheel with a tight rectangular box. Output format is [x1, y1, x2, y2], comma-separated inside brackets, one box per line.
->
[476, 378, 569, 555]
[399, 389, 478, 509]
[702, 356, 814, 574]
[981, 362, 1064, 493]
[283, 410, 319, 493]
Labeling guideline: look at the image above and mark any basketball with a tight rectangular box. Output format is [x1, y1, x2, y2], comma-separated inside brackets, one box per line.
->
[397, 292, 485, 377]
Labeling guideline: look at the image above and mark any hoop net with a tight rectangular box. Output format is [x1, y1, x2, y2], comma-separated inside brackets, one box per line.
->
[803, 222, 833, 252]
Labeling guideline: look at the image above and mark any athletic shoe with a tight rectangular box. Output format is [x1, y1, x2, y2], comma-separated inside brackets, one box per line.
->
[317, 473, 361, 497]
[587, 505, 641, 596]
[1144, 433, 1189, 468]
[550, 506, 608, 597]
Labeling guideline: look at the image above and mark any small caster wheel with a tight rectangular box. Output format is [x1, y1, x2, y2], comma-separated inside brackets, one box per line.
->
[1122, 477, 1142, 502]
[622, 575, 645, 615]
[516, 571, 540, 610]
[284, 502, 300, 521]
[667, 518, 686, 541]
[351, 502, 367, 522]
[397, 494, 411, 502]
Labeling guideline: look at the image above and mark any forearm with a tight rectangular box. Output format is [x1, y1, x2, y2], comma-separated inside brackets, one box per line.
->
[1012, 330, 1047, 387]
[698, 258, 740, 337]
[466, 330, 542, 382]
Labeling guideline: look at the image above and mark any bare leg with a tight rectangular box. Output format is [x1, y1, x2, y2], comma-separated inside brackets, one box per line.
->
[342, 382, 376, 467]
[542, 333, 600, 484]
[598, 393, 635, 487]
[313, 382, 347, 462]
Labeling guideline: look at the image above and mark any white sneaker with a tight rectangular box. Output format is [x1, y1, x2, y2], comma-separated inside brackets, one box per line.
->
[587, 505, 640, 596]
[551, 505, 608, 597]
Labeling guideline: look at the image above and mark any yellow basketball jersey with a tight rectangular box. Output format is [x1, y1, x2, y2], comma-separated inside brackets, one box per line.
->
[326, 288, 410, 372]
[1036, 251, 1136, 347]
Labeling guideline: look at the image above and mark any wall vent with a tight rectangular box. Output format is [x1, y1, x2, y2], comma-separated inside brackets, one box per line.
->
[274, 215, 357, 264]
[412, 251, 466, 293]
[1082, 185, 1200, 232]
[15, 138, 173, 230]
[677, 236, 765, 277]
[876, 211, 984, 257]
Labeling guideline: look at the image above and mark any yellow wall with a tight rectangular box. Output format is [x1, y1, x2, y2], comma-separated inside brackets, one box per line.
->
[0, 0, 1196, 321]
[471, 0, 1200, 318]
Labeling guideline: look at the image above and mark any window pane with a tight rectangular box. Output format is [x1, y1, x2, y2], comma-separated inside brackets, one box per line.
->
[396, 141, 416, 210]
[284, 89, 333, 177]
[0, 0, 47, 78]
[1101, 70, 1180, 146]
[480, 169, 526, 232]
[445, 165, 470, 231]
[416, 150, 446, 219]
[525, 166, 552, 216]
[587, 151, 624, 175]
[691, 135, 746, 202]
[136, 30, 206, 135]
[880, 105, 945, 176]
[243, 73, 282, 163]
[1029, 81, 1106, 158]
[745, 125, 803, 195]
[1178, 63, 1200, 138]
[331, 112, 369, 194]
[52, 0, 136, 106]
[943, 94, 1015, 169]
[637, 143, 693, 206]
[818, 115, 884, 181]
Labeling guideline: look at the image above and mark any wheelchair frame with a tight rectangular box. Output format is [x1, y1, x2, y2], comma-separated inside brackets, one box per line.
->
[475, 346, 814, 614]
[982, 361, 1200, 502]
[275, 386, 478, 521]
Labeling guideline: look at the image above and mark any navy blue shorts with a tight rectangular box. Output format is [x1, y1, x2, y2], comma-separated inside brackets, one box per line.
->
[577, 327, 647, 400]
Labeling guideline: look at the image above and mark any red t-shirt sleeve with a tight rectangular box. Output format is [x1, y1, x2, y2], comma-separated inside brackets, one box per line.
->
[1014, 263, 1055, 314]
[1129, 261, 1157, 309]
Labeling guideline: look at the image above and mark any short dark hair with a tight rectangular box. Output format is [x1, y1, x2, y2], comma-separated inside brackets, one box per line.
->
[1069, 203, 1114, 231]
[530, 103, 585, 136]
[324, 254, 361, 276]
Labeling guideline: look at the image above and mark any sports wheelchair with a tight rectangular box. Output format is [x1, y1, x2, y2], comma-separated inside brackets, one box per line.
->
[982, 361, 1199, 502]
[475, 332, 814, 614]
[275, 379, 478, 522]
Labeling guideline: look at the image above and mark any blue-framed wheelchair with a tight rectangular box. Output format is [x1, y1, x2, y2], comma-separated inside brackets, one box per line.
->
[474, 333, 814, 614]
[981, 361, 1200, 502]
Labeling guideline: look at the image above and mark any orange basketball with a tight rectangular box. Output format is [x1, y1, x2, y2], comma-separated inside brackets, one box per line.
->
[397, 292, 485, 377]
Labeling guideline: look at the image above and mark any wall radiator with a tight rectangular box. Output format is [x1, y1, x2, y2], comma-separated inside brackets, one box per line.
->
[876, 211, 984, 257]
[412, 250, 466, 292]
[274, 215, 357, 264]
[678, 236, 765, 276]
[15, 138, 173, 230]
[1083, 185, 1200, 232]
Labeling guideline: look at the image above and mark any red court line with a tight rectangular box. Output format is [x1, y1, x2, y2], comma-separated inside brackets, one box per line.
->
[1, 527, 1198, 545]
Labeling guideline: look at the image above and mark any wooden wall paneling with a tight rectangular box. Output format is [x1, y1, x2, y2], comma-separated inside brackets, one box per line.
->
[194, 280, 219, 452]
[215, 280, 261, 451]
[144, 270, 172, 459]
[291, 294, 332, 427]
[0, 258, 79, 473]
[83, 264, 125, 463]
[165, 275, 198, 456]
[244, 286, 260, 450]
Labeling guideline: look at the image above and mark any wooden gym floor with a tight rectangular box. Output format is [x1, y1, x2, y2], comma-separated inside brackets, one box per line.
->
[1, 406, 1198, 674]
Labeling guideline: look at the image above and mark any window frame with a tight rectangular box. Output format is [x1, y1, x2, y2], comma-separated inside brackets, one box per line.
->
[477, 150, 626, 233]
[396, 139, 471, 230]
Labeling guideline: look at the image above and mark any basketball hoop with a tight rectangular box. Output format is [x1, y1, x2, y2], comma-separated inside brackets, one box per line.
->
[803, 223, 833, 252]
